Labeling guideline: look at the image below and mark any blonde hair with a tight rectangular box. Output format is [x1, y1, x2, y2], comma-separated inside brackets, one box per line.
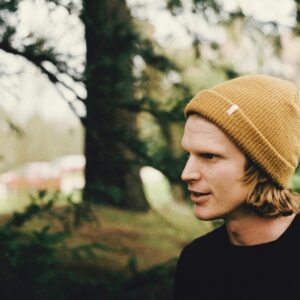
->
[185, 74, 300, 188]
[187, 112, 300, 217]
[243, 160, 300, 218]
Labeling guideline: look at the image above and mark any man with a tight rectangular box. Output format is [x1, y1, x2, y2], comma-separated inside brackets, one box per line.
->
[173, 74, 300, 300]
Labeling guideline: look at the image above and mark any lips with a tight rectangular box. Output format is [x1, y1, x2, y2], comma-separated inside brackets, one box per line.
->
[190, 190, 211, 203]
[189, 189, 210, 196]
[192, 191, 210, 196]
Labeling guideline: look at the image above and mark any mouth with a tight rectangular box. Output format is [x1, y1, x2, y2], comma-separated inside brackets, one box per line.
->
[190, 191, 211, 203]
[192, 191, 210, 197]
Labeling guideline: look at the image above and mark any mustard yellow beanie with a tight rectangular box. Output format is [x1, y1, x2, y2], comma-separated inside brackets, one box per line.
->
[184, 74, 300, 188]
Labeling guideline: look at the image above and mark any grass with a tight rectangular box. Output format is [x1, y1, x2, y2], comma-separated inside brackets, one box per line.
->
[13, 202, 213, 274]
[2, 167, 300, 275]
[0, 167, 214, 276]
[2, 167, 299, 298]
[0, 199, 213, 300]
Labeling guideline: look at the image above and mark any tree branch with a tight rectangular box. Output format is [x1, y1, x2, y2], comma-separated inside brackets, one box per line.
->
[0, 39, 86, 125]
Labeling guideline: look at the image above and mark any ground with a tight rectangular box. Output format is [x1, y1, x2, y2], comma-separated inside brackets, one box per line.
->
[11, 202, 214, 273]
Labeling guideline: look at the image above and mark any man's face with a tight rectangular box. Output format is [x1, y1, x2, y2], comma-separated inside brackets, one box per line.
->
[181, 115, 252, 221]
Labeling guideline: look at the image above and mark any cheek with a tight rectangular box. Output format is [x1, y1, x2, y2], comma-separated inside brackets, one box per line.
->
[220, 159, 245, 181]
[207, 162, 246, 193]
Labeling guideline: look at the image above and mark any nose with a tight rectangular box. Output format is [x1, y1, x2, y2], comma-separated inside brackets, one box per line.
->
[181, 156, 202, 182]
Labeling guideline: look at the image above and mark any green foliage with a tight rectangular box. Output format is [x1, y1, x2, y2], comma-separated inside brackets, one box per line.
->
[0, 193, 178, 299]
[166, 0, 221, 16]
[0, 0, 19, 12]
[166, 0, 183, 15]
[0, 221, 68, 299]
[137, 38, 178, 73]
[84, 181, 125, 206]
[223, 66, 240, 80]
[0, 0, 19, 31]
[289, 161, 300, 192]
[295, 0, 300, 25]
[3, 0, 294, 211]
[150, 149, 186, 183]
[192, 0, 221, 14]
[293, 2, 300, 36]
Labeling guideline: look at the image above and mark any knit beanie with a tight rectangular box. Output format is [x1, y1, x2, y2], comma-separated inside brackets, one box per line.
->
[184, 74, 300, 188]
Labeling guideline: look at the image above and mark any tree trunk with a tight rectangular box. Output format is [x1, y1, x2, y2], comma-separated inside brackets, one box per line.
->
[82, 0, 150, 211]
[158, 120, 186, 202]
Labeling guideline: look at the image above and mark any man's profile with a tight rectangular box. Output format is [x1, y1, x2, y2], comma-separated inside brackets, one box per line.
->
[173, 74, 300, 300]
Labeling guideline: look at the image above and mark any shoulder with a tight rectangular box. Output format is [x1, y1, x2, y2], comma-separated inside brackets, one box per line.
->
[180, 224, 226, 260]
[292, 213, 300, 232]
[284, 213, 300, 244]
[174, 224, 227, 285]
[188, 223, 226, 249]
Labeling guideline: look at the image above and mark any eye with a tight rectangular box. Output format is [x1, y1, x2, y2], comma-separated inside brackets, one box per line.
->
[201, 153, 216, 159]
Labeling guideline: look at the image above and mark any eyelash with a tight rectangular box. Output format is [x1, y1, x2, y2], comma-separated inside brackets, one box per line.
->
[200, 153, 216, 159]
[185, 152, 216, 159]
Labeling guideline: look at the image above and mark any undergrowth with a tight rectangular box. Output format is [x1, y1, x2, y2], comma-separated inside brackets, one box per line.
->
[0, 191, 194, 300]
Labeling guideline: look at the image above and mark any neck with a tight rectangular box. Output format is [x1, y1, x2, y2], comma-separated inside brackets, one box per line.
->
[225, 212, 296, 246]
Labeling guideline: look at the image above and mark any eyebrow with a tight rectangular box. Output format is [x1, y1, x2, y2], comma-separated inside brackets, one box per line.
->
[182, 146, 223, 155]
[181, 140, 226, 154]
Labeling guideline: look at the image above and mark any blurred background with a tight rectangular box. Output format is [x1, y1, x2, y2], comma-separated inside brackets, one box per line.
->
[0, 0, 300, 299]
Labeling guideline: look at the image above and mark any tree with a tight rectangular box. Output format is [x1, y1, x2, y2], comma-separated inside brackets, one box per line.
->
[0, 0, 180, 210]
[81, 0, 149, 210]
[1, 0, 299, 210]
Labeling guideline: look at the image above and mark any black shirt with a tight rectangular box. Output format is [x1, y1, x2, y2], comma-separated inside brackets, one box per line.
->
[173, 215, 300, 300]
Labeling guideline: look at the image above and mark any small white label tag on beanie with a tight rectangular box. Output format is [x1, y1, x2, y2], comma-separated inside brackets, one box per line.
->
[227, 104, 239, 116]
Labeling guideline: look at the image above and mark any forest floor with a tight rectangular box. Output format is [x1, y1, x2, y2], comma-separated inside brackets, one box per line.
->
[0, 166, 216, 274]
[0, 195, 217, 299]
[11, 201, 214, 273]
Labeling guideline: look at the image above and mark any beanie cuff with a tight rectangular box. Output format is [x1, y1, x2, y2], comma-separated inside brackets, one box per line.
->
[184, 89, 295, 188]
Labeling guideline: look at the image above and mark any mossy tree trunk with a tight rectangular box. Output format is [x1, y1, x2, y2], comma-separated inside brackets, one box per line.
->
[82, 0, 149, 211]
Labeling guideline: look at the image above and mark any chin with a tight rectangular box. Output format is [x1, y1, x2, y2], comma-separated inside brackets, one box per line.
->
[194, 205, 223, 221]
[195, 214, 221, 221]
